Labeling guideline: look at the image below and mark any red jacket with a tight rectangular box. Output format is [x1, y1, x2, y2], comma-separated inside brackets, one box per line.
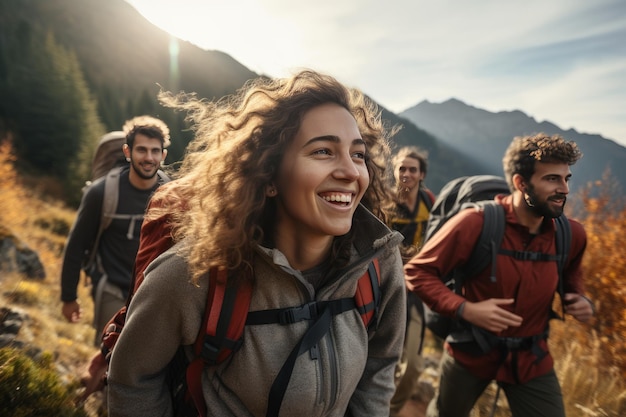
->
[405, 194, 587, 383]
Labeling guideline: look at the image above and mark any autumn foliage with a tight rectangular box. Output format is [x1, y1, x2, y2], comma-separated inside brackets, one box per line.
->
[574, 180, 626, 379]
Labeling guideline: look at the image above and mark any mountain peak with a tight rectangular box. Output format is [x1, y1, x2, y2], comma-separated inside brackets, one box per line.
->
[442, 98, 466, 106]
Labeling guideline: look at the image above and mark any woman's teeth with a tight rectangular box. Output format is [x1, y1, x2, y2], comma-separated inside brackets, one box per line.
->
[322, 194, 351, 203]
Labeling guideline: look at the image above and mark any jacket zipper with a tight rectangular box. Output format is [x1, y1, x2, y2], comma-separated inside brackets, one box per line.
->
[324, 328, 339, 410]
[315, 247, 386, 410]
[292, 244, 389, 411]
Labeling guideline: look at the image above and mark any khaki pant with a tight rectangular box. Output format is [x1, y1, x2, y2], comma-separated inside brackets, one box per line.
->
[93, 276, 125, 346]
[427, 350, 565, 417]
[390, 300, 425, 416]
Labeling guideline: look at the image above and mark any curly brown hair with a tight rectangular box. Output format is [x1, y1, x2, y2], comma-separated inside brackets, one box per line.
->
[502, 132, 582, 192]
[155, 70, 396, 283]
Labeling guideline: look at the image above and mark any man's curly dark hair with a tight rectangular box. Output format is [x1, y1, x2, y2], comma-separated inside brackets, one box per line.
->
[502, 132, 582, 192]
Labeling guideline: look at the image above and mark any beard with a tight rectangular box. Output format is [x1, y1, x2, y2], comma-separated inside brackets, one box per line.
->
[523, 184, 567, 218]
[130, 159, 159, 180]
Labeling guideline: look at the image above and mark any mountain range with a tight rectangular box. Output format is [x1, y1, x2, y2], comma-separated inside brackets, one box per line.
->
[2, 0, 625, 197]
[401, 99, 626, 194]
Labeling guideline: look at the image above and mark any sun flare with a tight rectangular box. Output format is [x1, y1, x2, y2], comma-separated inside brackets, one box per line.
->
[125, 0, 304, 77]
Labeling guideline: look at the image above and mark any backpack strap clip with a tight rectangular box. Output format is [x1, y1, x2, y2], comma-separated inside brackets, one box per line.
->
[201, 334, 245, 365]
[499, 249, 558, 262]
[511, 251, 543, 261]
[279, 301, 319, 324]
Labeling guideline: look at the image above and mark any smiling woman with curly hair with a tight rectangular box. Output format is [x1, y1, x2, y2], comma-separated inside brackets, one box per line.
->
[107, 69, 407, 417]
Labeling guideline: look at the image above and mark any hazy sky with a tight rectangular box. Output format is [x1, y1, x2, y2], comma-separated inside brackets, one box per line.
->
[126, 0, 626, 146]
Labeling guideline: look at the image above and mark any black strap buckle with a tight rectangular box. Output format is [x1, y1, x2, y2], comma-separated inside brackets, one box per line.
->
[501, 337, 526, 350]
[201, 337, 221, 364]
[513, 251, 540, 261]
[278, 301, 319, 324]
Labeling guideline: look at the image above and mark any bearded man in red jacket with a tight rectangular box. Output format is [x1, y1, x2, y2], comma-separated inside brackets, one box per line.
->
[405, 133, 595, 417]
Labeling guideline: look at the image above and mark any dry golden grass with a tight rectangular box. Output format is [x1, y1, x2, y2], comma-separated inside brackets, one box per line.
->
[551, 321, 626, 416]
[1, 142, 100, 413]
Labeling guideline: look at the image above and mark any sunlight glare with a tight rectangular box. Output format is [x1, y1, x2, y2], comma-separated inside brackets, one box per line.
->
[125, 0, 305, 77]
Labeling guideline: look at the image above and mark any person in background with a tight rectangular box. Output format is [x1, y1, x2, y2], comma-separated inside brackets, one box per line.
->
[107, 70, 407, 416]
[60, 116, 169, 344]
[391, 146, 435, 256]
[406, 133, 594, 417]
[389, 146, 436, 417]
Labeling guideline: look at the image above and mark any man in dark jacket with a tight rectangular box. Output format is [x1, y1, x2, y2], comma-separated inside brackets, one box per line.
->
[60, 116, 170, 345]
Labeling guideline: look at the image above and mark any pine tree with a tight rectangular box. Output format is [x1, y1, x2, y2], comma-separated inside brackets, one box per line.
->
[0, 14, 105, 203]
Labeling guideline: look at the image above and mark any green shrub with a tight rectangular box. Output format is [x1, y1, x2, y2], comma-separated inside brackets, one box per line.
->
[0, 347, 87, 417]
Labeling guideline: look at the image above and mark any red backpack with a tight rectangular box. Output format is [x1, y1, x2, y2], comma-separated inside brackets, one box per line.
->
[97, 182, 383, 417]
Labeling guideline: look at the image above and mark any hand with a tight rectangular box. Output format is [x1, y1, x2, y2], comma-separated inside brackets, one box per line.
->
[563, 293, 594, 323]
[62, 300, 82, 323]
[76, 352, 107, 405]
[102, 323, 121, 360]
[461, 298, 523, 333]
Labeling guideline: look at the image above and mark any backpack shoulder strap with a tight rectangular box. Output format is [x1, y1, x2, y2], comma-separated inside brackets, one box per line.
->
[457, 201, 505, 289]
[554, 214, 571, 317]
[354, 259, 381, 330]
[418, 188, 434, 212]
[156, 169, 171, 184]
[84, 166, 123, 271]
[101, 166, 123, 231]
[187, 267, 254, 417]
[554, 215, 571, 274]
[197, 268, 253, 363]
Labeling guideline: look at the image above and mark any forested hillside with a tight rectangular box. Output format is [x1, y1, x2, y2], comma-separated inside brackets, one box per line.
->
[0, 0, 488, 206]
[0, 0, 260, 204]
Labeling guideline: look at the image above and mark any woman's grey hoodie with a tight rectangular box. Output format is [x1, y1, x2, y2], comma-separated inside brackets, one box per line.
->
[108, 205, 406, 416]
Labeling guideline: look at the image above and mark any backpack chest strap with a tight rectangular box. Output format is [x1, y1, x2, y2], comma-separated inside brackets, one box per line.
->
[498, 248, 564, 262]
[245, 297, 358, 326]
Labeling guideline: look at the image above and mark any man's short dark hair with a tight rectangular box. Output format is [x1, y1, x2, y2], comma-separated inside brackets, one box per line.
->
[123, 115, 170, 149]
